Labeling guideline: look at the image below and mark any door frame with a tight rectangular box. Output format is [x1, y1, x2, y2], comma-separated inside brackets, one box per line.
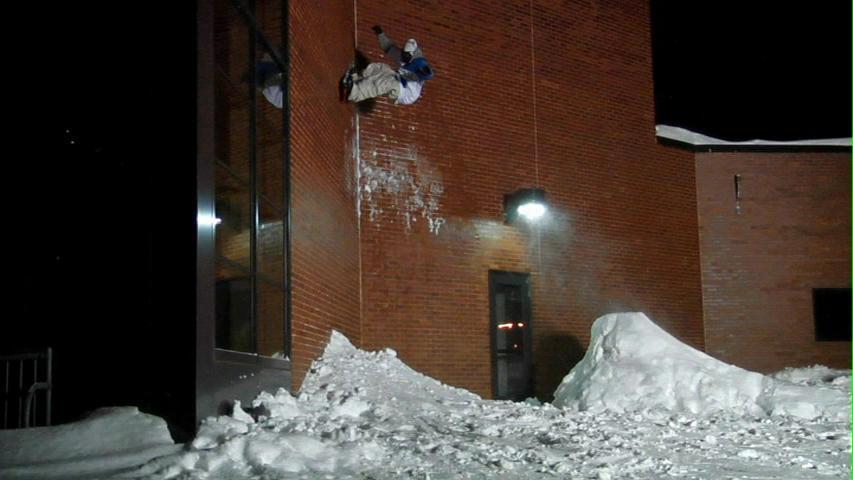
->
[488, 270, 533, 400]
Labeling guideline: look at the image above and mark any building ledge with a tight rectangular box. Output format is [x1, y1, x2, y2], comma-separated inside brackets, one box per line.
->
[656, 125, 851, 152]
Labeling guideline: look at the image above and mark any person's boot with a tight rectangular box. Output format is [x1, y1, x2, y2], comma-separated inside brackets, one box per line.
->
[340, 64, 355, 102]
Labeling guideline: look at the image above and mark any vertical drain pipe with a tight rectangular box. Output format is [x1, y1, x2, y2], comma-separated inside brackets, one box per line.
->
[281, 0, 293, 360]
[353, 0, 365, 348]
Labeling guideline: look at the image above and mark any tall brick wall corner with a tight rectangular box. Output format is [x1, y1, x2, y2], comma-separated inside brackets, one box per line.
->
[288, 2, 361, 388]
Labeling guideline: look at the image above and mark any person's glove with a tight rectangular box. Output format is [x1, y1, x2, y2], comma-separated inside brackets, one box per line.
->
[371, 25, 383, 35]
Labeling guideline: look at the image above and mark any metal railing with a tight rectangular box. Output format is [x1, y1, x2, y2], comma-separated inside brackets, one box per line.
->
[1, 348, 52, 429]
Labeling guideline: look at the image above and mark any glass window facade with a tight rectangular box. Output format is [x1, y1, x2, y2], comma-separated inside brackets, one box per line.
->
[212, 0, 288, 358]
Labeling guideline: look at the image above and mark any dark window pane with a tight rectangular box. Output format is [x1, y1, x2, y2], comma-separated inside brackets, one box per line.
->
[814, 288, 852, 341]
[214, 0, 251, 176]
[256, 280, 285, 358]
[495, 287, 524, 352]
[215, 167, 251, 269]
[255, 0, 282, 47]
[215, 274, 253, 352]
[495, 354, 527, 400]
[257, 105, 284, 204]
[258, 200, 284, 282]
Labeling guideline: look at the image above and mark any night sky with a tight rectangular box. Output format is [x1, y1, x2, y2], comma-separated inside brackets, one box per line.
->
[8, 3, 198, 436]
[650, 1, 851, 142]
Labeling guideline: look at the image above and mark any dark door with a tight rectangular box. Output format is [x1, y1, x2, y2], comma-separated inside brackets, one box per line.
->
[489, 270, 533, 401]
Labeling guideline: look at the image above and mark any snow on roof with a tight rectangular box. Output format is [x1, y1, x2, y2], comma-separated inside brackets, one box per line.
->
[656, 124, 852, 148]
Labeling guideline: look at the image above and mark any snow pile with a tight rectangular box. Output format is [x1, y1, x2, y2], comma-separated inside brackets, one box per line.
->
[0, 407, 179, 480]
[553, 312, 770, 415]
[771, 365, 852, 387]
[553, 312, 851, 421]
[25, 328, 848, 479]
[129, 331, 481, 478]
[300, 331, 481, 411]
[766, 366, 852, 421]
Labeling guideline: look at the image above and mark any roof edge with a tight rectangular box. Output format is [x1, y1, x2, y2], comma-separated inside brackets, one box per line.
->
[656, 125, 852, 149]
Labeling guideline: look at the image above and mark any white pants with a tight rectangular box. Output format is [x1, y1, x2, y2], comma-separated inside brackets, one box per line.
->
[262, 85, 283, 109]
[261, 72, 284, 109]
[348, 63, 401, 103]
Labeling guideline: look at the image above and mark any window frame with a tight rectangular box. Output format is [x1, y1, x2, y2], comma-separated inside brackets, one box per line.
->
[196, 0, 292, 422]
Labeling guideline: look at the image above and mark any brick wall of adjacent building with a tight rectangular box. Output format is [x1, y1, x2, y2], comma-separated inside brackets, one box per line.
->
[288, 2, 361, 386]
[696, 151, 851, 372]
[351, 0, 704, 400]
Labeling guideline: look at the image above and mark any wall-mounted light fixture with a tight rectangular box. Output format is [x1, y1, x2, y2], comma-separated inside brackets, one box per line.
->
[504, 188, 547, 224]
[502, 3, 548, 227]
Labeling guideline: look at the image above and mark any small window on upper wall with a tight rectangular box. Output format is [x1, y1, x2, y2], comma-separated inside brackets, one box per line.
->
[813, 288, 852, 341]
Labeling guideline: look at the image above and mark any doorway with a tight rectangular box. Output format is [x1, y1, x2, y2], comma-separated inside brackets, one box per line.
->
[489, 270, 533, 401]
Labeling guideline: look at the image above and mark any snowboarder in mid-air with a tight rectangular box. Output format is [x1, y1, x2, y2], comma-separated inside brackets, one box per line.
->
[342, 25, 434, 105]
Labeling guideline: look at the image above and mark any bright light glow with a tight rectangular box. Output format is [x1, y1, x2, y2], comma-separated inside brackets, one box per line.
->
[517, 322, 524, 328]
[198, 214, 222, 227]
[497, 322, 514, 330]
[517, 201, 546, 220]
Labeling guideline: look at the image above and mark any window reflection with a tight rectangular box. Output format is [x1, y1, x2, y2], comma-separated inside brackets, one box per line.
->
[492, 279, 531, 401]
[215, 167, 251, 268]
[212, 0, 287, 358]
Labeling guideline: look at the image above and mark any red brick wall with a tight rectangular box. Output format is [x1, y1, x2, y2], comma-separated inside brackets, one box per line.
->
[696, 151, 851, 372]
[353, 0, 704, 400]
[289, 2, 361, 387]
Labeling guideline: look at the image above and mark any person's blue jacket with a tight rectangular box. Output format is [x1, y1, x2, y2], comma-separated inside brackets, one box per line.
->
[402, 57, 434, 82]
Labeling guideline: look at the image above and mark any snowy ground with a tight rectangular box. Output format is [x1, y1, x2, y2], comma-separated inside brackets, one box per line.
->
[1, 313, 850, 479]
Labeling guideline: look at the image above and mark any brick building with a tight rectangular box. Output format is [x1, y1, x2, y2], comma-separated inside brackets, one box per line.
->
[255, 0, 848, 411]
[283, 0, 850, 403]
[10, 0, 848, 439]
[695, 151, 850, 372]
[195, 0, 711, 423]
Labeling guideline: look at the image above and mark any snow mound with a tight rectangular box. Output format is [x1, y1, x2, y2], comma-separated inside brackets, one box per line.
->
[322, 329, 360, 357]
[299, 330, 480, 409]
[553, 312, 769, 415]
[553, 313, 851, 421]
[105, 329, 851, 479]
[135, 330, 480, 479]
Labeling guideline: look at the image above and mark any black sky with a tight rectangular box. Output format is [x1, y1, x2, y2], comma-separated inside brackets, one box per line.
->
[651, 1, 851, 142]
[8, 3, 198, 435]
